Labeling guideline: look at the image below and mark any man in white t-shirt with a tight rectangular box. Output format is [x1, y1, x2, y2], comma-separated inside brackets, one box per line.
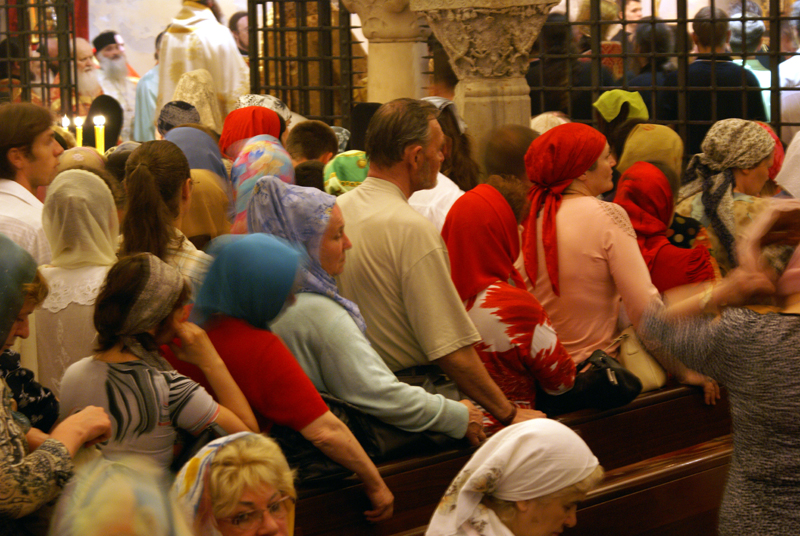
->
[0, 102, 63, 264]
[337, 98, 543, 427]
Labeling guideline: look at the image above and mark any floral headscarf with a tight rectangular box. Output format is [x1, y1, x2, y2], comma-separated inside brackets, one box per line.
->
[172, 432, 296, 536]
[230, 135, 294, 234]
[247, 175, 367, 333]
[679, 119, 776, 268]
[427, 419, 598, 536]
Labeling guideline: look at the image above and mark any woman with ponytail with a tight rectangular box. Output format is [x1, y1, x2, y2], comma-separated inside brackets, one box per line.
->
[120, 141, 213, 296]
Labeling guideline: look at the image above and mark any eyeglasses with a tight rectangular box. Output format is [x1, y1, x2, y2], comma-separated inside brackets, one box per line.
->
[222, 495, 295, 531]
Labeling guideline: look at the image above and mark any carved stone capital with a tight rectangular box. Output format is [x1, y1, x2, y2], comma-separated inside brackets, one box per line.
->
[410, 0, 557, 79]
[342, 0, 431, 42]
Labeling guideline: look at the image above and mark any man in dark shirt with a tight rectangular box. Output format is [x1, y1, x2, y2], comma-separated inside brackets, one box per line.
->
[659, 6, 766, 156]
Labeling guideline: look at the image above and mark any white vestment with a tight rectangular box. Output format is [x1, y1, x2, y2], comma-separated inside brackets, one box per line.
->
[158, 1, 250, 118]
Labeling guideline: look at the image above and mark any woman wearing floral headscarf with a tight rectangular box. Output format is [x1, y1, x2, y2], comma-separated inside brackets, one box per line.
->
[426, 419, 603, 536]
[675, 118, 777, 275]
[255, 176, 484, 445]
[173, 432, 295, 536]
[230, 135, 294, 234]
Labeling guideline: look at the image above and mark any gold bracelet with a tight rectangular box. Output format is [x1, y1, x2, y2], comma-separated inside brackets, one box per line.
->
[699, 284, 715, 312]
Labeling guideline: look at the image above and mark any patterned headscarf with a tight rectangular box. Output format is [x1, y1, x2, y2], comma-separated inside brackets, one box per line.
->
[442, 184, 525, 302]
[247, 176, 367, 333]
[680, 119, 775, 268]
[57, 147, 106, 174]
[172, 432, 296, 536]
[230, 135, 295, 234]
[172, 69, 224, 134]
[157, 101, 202, 138]
[323, 150, 369, 196]
[426, 419, 599, 536]
[116, 254, 185, 371]
[193, 234, 305, 329]
[219, 107, 283, 160]
[235, 94, 293, 128]
[0, 233, 37, 345]
[522, 123, 607, 295]
[330, 126, 351, 153]
[43, 170, 119, 269]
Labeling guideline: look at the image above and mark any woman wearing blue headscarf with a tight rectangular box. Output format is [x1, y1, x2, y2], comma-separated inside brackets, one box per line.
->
[252, 176, 484, 446]
[164, 233, 394, 522]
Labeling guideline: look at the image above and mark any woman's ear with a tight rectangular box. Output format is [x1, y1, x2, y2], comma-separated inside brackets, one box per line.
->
[515, 499, 534, 513]
[182, 177, 193, 201]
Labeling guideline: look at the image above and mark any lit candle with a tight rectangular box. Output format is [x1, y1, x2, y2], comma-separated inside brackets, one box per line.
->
[61, 115, 69, 130]
[93, 115, 105, 154]
[74, 116, 84, 147]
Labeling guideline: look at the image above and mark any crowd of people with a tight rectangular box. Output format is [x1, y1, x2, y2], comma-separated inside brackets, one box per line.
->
[1, 1, 800, 536]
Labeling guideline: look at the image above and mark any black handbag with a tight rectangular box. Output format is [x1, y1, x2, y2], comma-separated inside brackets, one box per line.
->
[536, 349, 642, 416]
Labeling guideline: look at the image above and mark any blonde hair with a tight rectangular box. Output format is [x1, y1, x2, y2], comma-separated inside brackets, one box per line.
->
[207, 434, 296, 519]
[482, 465, 605, 526]
[22, 269, 48, 306]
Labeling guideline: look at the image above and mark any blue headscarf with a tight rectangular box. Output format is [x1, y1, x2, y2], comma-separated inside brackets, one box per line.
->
[164, 127, 228, 181]
[246, 176, 367, 333]
[0, 233, 37, 345]
[193, 234, 306, 329]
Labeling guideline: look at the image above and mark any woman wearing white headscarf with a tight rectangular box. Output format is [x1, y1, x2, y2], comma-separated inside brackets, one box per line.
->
[35, 170, 119, 397]
[427, 419, 603, 536]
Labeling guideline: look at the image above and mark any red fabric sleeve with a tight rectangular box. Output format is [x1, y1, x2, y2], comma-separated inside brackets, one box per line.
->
[163, 316, 328, 432]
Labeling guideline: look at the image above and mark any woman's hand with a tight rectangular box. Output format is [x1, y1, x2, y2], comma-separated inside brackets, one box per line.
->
[363, 482, 394, 523]
[49, 406, 112, 456]
[679, 369, 721, 406]
[168, 321, 222, 369]
[459, 400, 486, 446]
[513, 408, 547, 422]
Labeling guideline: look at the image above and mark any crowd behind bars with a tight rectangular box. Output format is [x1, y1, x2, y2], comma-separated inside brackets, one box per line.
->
[2, 0, 800, 535]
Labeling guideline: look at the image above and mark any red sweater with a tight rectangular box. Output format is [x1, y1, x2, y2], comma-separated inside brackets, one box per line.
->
[164, 315, 328, 432]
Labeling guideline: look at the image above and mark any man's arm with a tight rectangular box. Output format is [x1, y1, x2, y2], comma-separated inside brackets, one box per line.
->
[436, 345, 544, 424]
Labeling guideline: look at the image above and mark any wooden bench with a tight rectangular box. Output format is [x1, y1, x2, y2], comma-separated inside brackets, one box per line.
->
[294, 382, 731, 536]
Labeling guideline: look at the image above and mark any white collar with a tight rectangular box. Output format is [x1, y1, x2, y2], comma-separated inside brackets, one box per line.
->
[0, 179, 42, 207]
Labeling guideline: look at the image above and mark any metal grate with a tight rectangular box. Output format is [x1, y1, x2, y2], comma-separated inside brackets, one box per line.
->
[526, 0, 800, 152]
[0, 0, 77, 117]
[249, 0, 365, 129]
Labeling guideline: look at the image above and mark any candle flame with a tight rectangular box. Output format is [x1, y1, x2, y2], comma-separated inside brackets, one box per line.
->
[74, 116, 84, 128]
[61, 116, 70, 129]
[93, 115, 106, 126]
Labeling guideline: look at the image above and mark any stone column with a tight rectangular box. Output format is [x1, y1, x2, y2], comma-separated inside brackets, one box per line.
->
[410, 0, 556, 137]
[342, 0, 431, 102]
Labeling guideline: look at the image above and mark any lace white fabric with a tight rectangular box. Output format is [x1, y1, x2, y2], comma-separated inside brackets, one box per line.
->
[35, 266, 110, 397]
[39, 266, 110, 313]
[596, 197, 636, 238]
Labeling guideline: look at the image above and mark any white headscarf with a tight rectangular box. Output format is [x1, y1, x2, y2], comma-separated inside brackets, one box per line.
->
[43, 169, 119, 269]
[426, 419, 598, 536]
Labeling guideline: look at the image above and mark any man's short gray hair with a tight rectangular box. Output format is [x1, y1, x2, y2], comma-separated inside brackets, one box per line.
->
[365, 98, 439, 168]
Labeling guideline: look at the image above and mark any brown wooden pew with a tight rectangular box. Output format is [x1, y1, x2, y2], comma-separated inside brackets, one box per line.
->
[294, 382, 731, 536]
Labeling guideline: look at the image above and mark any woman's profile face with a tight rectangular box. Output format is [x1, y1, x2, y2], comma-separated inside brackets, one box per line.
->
[215, 485, 291, 536]
[509, 492, 585, 536]
[318, 204, 352, 277]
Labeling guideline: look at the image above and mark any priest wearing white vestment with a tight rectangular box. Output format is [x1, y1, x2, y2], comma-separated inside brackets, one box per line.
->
[158, 0, 250, 119]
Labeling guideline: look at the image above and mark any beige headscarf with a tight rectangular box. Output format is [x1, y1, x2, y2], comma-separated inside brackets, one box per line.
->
[616, 124, 684, 182]
[172, 69, 224, 134]
[43, 169, 119, 269]
[179, 169, 232, 243]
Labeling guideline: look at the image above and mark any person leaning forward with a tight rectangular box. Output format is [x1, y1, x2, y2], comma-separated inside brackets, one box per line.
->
[336, 98, 544, 427]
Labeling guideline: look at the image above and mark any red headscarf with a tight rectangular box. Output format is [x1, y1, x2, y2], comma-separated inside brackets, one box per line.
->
[616, 162, 715, 292]
[442, 184, 525, 302]
[756, 122, 785, 180]
[219, 106, 282, 159]
[522, 123, 606, 296]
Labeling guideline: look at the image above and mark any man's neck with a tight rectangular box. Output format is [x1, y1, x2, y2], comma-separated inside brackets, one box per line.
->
[696, 44, 728, 55]
[368, 164, 413, 199]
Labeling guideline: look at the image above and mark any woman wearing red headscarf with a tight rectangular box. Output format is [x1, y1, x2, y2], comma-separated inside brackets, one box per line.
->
[442, 179, 576, 420]
[521, 123, 660, 366]
[218, 106, 285, 161]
